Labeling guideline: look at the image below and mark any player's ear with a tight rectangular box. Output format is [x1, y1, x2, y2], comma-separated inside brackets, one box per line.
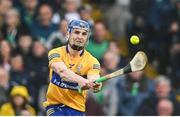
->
[66, 32, 69, 42]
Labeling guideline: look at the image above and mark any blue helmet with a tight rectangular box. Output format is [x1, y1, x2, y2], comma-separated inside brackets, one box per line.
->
[67, 20, 90, 33]
[67, 20, 91, 51]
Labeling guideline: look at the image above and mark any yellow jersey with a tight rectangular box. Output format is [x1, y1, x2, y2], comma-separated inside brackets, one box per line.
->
[43, 45, 100, 112]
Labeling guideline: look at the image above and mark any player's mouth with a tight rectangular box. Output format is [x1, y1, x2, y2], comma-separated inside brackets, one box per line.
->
[75, 39, 83, 44]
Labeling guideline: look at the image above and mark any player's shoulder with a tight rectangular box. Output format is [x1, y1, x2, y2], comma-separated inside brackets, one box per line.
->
[84, 50, 99, 63]
[48, 46, 65, 54]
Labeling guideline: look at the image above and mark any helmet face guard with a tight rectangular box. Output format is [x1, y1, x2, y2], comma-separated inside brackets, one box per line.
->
[67, 20, 91, 51]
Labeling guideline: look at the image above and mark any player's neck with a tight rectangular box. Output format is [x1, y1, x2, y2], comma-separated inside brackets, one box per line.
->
[68, 44, 82, 57]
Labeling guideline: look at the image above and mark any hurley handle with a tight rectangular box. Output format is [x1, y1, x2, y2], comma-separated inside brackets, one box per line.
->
[94, 76, 108, 83]
[78, 76, 108, 94]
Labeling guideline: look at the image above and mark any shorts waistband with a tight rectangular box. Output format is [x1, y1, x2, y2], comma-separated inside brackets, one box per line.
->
[46, 104, 66, 110]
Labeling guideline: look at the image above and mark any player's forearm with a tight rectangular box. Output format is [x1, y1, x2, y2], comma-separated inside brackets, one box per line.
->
[51, 62, 85, 83]
[60, 69, 85, 83]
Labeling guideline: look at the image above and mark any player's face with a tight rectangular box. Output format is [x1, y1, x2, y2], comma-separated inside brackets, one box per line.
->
[69, 28, 88, 48]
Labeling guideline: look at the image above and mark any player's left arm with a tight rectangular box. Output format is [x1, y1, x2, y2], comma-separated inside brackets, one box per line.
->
[87, 58, 102, 93]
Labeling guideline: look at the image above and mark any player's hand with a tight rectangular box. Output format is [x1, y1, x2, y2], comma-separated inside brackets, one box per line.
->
[92, 82, 102, 93]
[78, 79, 93, 90]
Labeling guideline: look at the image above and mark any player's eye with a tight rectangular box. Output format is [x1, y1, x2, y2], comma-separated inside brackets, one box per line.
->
[82, 32, 87, 36]
[74, 31, 80, 34]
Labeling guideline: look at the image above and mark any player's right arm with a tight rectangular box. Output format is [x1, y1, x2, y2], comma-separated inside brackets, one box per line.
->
[48, 48, 92, 89]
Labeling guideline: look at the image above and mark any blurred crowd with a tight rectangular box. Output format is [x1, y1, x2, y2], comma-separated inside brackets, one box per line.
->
[0, 0, 180, 116]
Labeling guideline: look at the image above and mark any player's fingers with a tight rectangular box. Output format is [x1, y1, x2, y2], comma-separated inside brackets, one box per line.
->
[89, 83, 94, 88]
[93, 83, 100, 88]
[94, 82, 102, 88]
[93, 84, 101, 90]
[87, 81, 96, 88]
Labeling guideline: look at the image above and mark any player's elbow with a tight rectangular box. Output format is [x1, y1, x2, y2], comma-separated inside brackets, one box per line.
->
[51, 63, 67, 77]
[51, 63, 67, 73]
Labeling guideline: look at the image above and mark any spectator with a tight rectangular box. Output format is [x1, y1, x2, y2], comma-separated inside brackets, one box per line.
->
[0, 85, 36, 116]
[9, 54, 29, 88]
[26, 40, 48, 112]
[86, 21, 109, 61]
[137, 75, 180, 115]
[173, 0, 180, 21]
[78, 4, 94, 28]
[115, 71, 154, 115]
[37, 0, 61, 25]
[104, 0, 131, 39]
[63, 0, 81, 22]
[46, 19, 68, 49]
[107, 41, 127, 68]
[0, 40, 12, 71]
[157, 98, 174, 116]
[108, 41, 120, 54]
[15, 0, 38, 27]
[0, 67, 10, 106]
[101, 51, 121, 116]
[0, 0, 12, 27]
[102, 50, 120, 74]
[15, 34, 33, 66]
[168, 21, 180, 89]
[30, 4, 58, 42]
[145, 0, 174, 74]
[1, 8, 29, 47]
[86, 51, 121, 115]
